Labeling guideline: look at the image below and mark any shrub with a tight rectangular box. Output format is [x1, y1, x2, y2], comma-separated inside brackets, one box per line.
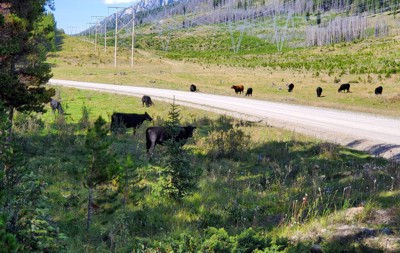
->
[204, 116, 250, 160]
[233, 228, 270, 253]
[201, 227, 233, 253]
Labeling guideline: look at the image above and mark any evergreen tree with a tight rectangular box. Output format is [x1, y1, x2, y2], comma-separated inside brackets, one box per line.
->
[84, 116, 119, 230]
[0, 0, 56, 141]
[160, 99, 201, 200]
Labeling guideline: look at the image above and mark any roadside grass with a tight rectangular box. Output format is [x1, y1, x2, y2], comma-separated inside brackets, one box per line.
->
[30, 8, 400, 252]
[13, 86, 400, 251]
[48, 34, 400, 117]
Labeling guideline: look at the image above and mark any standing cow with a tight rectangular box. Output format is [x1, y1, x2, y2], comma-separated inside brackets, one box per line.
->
[287, 83, 294, 92]
[111, 112, 153, 134]
[142, 95, 153, 107]
[338, 83, 350, 93]
[245, 87, 253, 96]
[231, 84, 244, 94]
[374, 86, 383, 95]
[190, 84, 197, 92]
[316, 87, 323, 97]
[50, 98, 64, 114]
[146, 126, 196, 154]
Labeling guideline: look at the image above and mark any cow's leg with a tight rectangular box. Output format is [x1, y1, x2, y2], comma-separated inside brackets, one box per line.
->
[146, 137, 155, 155]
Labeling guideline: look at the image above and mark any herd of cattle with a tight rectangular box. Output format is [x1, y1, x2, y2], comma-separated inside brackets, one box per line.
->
[49, 81, 384, 154]
[231, 82, 383, 97]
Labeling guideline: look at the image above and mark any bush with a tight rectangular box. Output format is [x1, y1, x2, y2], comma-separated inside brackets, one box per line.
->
[201, 227, 233, 253]
[233, 228, 270, 253]
[205, 116, 250, 160]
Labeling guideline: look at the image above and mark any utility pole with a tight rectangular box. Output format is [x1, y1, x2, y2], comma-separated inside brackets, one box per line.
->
[92, 16, 106, 53]
[88, 22, 96, 51]
[108, 7, 125, 68]
[131, 8, 135, 67]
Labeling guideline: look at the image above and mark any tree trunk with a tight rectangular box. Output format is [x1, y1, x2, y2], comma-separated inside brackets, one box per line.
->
[86, 187, 93, 231]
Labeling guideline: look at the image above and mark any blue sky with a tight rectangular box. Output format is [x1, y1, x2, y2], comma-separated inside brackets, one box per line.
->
[52, 0, 138, 34]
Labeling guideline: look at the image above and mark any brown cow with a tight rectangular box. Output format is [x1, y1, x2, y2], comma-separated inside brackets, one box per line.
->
[231, 84, 244, 94]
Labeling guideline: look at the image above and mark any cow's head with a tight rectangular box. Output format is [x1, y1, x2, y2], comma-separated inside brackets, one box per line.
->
[144, 112, 153, 121]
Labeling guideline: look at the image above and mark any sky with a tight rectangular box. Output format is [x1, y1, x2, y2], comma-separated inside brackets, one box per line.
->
[51, 0, 139, 34]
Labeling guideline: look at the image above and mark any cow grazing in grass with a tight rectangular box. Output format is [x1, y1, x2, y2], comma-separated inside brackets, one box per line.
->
[146, 126, 196, 154]
[338, 83, 350, 93]
[316, 87, 323, 97]
[374, 86, 383, 95]
[111, 112, 152, 134]
[245, 87, 253, 96]
[287, 83, 294, 92]
[50, 98, 64, 114]
[190, 84, 197, 92]
[142, 95, 153, 107]
[231, 84, 244, 94]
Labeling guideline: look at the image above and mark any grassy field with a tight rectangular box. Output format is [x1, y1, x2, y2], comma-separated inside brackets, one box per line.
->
[33, 16, 400, 251]
[12, 85, 399, 252]
[48, 32, 400, 117]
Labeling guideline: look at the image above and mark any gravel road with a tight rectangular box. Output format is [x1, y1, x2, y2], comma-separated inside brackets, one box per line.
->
[49, 79, 400, 160]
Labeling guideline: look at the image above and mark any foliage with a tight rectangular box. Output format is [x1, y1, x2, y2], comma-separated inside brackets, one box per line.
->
[15, 173, 67, 252]
[158, 100, 201, 200]
[0, 215, 17, 253]
[34, 12, 57, 51]
[204, 116, 251, 160]
[201, 227, 233, 253]
[84, 116, 119, 230]
[1, 88, 399, 252]
[0, 0, 55, 138]
[233, 227, 271, 253]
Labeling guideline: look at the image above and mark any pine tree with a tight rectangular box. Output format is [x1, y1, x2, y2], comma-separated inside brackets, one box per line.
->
[84, 116, 119, 230]
[0, 0, 56, 141]
[160, 99, 200, 200]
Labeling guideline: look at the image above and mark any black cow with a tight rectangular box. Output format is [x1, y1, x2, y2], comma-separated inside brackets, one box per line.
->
[142, 95, 153, 107]
[316, 87, 323, 97]
[111, 112, 152, 134]
[190, 84, 197, 92]
[231, 84, 244, 94]
[146, 126, 196, 154]
[50, 98, 64, 114]
[287, 83, 294, 92]
[245, 87, 253, 96]
[338, 83, 350, 93]
[374, 86, 383, 95]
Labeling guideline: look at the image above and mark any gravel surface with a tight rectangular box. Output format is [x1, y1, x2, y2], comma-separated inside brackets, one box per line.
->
[49, 79, 400, 160]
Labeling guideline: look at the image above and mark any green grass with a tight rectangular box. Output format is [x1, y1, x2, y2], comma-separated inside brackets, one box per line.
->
[48, 29, 400, 117]
[10, 86, 399, 252]
[22, 6, 400, 252]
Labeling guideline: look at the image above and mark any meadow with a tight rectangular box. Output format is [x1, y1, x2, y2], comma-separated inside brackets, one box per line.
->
[7, 82, 393, 252]
[48, 32, 400, 117]
[26, 11, 400, 251]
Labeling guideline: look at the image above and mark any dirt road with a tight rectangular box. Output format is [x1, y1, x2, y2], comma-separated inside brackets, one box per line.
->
[49, 79, 400, 160]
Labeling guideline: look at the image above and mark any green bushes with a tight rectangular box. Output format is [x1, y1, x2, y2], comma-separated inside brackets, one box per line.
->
[204, 116, 251, 160]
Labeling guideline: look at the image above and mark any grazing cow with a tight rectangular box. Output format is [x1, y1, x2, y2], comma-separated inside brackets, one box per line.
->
[287, 83, 294, 92]
[374, 86, 383, 95]
[146, 126, 196, 154]
[231, 84, 244, 94]
[190, 84, 197, 92]
[111, 112, 152, 134]
[245, 87, 253, 96]
[338, 83, 350, 93]
[50, 98, 64, 114]
[316, 87, 323, 97]
[142, 95, 153, 107]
